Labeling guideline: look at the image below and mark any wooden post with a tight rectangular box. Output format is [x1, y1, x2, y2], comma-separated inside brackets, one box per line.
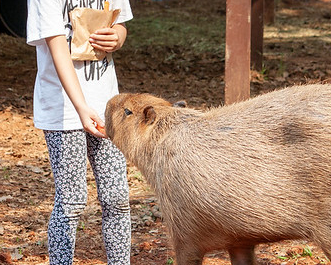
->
[225, 0, 251, 105]
[264, 0, 275, 25]
[251, 0, 264, 71]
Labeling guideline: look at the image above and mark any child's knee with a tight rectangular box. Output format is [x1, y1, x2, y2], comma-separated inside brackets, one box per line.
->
[98, 191, 130, 215]
[61, 202, 87, 218]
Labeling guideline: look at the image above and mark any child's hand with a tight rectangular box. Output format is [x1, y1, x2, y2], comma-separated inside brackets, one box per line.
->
[78, 106, 107, 138]
[89, 23, 127, 53]
[89, 28, 120, 53]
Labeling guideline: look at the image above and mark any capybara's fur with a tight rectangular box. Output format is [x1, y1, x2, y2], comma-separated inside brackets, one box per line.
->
[105, 84, 331, 265]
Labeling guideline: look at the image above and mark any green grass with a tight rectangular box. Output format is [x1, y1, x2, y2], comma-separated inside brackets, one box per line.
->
[166, 257, 174, 264]
[2, 166, 11, 180]
[125, 12, 225, 54]
[302, 245, 312, 257]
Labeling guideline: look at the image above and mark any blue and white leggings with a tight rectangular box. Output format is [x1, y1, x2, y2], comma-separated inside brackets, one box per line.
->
[44, 130, 131, 265]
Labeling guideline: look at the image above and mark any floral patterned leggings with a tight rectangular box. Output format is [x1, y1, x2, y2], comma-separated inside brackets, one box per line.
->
[44, 130, 131, 265]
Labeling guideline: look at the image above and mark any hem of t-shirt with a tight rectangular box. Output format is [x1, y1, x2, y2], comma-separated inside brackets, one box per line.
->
[27, 30, 66, 46]
[116, 14, 133, 25]
[34, 122, 84, 131]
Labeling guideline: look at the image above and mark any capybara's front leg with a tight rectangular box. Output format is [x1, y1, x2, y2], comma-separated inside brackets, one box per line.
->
[175, 253, 203, 265]
[228, 246, 257, 265]
[174, 241, 203, 265]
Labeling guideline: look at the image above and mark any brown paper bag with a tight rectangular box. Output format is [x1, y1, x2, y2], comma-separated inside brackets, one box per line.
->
[69, 8, 120, 61]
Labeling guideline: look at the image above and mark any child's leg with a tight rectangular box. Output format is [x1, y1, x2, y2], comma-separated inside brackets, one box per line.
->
[44, 130, 88, 265]
[87, 134, 131, 265]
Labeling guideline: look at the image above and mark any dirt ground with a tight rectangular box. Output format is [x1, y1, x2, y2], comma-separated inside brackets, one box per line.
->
[1, 0, 331, 264]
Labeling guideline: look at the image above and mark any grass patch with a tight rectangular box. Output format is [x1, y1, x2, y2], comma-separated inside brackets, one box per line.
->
[125, 11, 225, 54]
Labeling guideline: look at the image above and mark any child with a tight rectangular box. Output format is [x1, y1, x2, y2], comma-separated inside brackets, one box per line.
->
[26, 0, 133, 264]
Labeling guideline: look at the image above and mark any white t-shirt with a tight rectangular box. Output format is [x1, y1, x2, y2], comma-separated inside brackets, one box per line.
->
[26, 0, 133, 130]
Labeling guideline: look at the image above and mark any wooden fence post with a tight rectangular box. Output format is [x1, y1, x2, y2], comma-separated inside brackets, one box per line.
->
[251, 0, 264, 71]
[264, 0, 275, 25]
[225, 0, 251, 105]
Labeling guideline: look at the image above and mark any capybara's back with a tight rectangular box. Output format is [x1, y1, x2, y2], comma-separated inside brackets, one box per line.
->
[105, 84, 331, 265]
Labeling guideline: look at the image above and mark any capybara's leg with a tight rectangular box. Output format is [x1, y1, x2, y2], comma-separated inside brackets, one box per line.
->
[228, 246, 257, 265]
[175, 253, 203, 265]
[320, 246, 331, 262]
[174, 242, 203, 265]
[313, 230, 331, 260]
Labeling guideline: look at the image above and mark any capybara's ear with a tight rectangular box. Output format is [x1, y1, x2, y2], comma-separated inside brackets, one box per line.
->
[173, 101, 187, 108]
[143, 106, 156, 125]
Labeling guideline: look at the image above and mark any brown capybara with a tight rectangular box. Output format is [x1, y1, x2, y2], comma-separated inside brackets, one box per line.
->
[105, 84, 331, 265]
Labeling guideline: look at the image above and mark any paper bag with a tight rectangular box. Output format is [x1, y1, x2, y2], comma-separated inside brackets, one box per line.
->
[69, 8, 120, 61]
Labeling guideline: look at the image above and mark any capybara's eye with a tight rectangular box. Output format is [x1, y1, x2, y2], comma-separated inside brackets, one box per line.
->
[124, 108, 133, 116]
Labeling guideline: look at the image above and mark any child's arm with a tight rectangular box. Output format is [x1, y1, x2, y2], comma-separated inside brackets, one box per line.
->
[46, 35, 106, 138]
[89, 23, 127, 53]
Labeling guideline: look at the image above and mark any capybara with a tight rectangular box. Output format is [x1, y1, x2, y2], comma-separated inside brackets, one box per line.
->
[105, 84, 331, 265]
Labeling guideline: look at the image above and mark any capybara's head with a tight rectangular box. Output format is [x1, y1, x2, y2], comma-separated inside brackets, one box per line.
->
[105, 93, 184, 161]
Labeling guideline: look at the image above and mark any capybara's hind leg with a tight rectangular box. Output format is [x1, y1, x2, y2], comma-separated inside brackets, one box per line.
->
[228, 246, 257, 265]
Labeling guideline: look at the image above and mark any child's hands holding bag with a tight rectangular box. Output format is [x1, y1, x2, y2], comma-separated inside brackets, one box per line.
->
[89, 23, 128, 54]
[69, 8, 122, 61]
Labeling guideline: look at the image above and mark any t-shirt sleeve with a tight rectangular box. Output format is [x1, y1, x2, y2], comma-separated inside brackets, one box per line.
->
[26, 0, 66, 46]
[113, 0, 133, 24]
